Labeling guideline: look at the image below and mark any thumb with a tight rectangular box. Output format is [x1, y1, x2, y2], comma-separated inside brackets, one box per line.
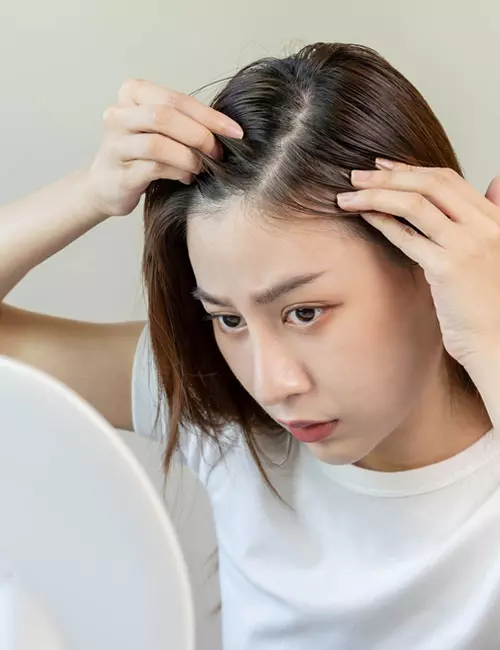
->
[485, 174, 500, 206]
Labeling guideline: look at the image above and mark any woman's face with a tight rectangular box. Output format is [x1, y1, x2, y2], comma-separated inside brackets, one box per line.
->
[187, 199, 445, 466]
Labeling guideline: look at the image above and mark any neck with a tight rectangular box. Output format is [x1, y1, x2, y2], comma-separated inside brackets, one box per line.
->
[355, 364, 492, 472]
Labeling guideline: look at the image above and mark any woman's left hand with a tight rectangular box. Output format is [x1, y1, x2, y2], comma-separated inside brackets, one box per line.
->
[336, 160, 500, 378]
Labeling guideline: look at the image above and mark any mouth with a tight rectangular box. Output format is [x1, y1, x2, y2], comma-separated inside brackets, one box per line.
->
[278, 419, 339, 444]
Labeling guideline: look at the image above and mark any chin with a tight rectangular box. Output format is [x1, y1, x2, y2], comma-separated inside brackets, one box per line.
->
[307, 435, 372, 466]
[308, 442, 361, 466]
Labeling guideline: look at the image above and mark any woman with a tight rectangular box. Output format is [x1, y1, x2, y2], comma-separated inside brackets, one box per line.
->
[2, 42, 500, 649]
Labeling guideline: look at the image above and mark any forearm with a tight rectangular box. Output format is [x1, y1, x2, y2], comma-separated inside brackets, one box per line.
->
[0, 170, 109, 300]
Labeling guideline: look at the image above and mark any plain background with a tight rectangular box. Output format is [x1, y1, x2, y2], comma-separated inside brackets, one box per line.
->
[2, 2, 500, 648]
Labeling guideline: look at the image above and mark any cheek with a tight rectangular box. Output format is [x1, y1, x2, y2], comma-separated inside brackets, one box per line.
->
[321, 292, 433, 403]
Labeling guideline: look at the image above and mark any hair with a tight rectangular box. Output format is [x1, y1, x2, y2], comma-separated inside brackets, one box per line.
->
[142, 42, 479, 487]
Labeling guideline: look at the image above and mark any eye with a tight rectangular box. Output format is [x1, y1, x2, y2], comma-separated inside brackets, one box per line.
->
[203, 313, 246, 333]
[285, 307, 324, 326]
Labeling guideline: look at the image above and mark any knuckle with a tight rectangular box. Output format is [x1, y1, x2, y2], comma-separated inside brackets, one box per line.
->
[146, 161, 167, 182]
[135, 161, 189, 184]
[122, 77, 141, 91]
[102, 107, 112, 123]
[195, 128, 214, 152]
[425, 173, 444, 194]
[492, 220, 500, 242]
[102, 105, 118, 125]
[150, 104, 174, 127]
[424, 168, 454, 194]
[173, 167, 191, 182]
[437, 167, 458, 184]
[118, 77, 142, 100]
[142, 134, 163, 159]
[166, 90, 178, 109]
[408, 191, 425, 212]
[441, 167, 458, 179]
[457, 229, 481, 256]
[142, 160, 161, 176]
[483, 218, 500, 244]
[122, 165, 143, 189]
[365, 188, 382, 203]
[127, 161, 157, 187]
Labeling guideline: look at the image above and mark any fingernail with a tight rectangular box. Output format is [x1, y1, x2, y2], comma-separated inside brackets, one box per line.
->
[375, 157, 395, 169]
[221, 120, 244, 139]
[337, 192, 357, 205]
[351, 170, 373, 182]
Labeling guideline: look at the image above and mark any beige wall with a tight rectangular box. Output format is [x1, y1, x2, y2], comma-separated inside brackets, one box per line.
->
[2, 1, 499, 648]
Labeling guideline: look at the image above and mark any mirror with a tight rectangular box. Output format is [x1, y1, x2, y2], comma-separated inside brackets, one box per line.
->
[0, 356, 194, 650]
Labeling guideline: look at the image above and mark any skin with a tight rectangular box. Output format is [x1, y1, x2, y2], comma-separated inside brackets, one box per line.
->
[187, 196, 490, 471]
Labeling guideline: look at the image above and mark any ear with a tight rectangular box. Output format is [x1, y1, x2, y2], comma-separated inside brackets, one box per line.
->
[485, 174, 500, 207]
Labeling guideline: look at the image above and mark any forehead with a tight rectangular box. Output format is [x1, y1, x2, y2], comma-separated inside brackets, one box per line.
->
[186, 198, 379, 292]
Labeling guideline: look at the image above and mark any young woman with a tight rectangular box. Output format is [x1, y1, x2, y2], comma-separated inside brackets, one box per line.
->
[2, 42, 500, 649]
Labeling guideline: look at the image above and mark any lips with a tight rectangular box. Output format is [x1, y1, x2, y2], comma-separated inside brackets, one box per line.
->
[278, 419, 339, 444]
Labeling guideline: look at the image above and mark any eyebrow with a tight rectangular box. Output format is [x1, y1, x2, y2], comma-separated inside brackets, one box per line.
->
[192, 271, 326, 307]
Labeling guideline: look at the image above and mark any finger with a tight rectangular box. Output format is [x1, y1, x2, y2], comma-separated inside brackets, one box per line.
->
[117, 133, 202, 174]
[360, 211, 439, 268]
[376, 158, 454, 173]
[104, 103, 222, 159]
[352, 166, 492, 227]
[375, 158, 415, 171]
[125, 160, 193, 187]
[337, 189, 459, 248]
[117, 78, 244, 139]
[485, 174, 500, 207]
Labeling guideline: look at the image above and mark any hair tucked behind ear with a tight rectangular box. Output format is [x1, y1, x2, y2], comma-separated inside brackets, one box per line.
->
[142, 42, 476, 486]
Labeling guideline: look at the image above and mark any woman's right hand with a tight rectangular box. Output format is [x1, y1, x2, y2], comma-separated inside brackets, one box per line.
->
[86, 78, 244, 218]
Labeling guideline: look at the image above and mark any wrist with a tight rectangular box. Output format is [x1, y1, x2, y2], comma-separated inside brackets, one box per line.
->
[464, 348, 500, 429]
[75, 169, 113, 224]
[463, 342, 500, 379]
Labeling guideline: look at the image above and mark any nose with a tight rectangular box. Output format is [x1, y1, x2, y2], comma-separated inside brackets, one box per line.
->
[252, 335, 312, 408]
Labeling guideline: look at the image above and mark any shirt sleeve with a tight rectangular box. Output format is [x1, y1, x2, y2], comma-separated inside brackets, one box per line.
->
[131, 324, 166, 443]
[131, 324, 233, 481]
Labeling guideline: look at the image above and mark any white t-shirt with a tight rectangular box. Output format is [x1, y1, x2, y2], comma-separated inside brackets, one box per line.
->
[132, 326, 500, 649]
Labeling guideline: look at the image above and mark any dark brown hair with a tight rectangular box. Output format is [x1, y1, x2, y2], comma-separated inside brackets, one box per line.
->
[143, 42, 477, 484]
